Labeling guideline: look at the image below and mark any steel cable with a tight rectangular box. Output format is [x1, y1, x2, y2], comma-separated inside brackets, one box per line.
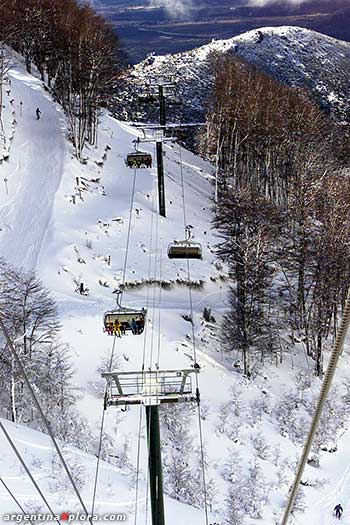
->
[0, 476, 35, 521]
[91, 335, 117, 516]
[178, 143, 209, 525]
[92, 166, 139, 515]
[0, 316, 91, 523]
[0, 420, 60, 523]
[281, 288, 350, 525]
[135, 155, 157, 525]
[0, 477, 32, 519]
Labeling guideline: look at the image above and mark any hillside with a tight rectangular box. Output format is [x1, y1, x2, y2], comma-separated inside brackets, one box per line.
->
[114, 26, 350, 124]
[1, 49, 350, 525]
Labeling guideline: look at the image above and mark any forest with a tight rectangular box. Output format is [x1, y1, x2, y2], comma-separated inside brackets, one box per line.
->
[201, 54, 350, 379]
[0, 0, 122, 160]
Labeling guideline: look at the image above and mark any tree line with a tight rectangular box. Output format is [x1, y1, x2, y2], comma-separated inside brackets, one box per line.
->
[0, 0, 123, 159]
[201, 54, 350, 378]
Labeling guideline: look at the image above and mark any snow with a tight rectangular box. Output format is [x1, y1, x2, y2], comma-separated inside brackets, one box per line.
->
[1, 49, 350, 525]
[0, 66, 66, 271]
[0, 417, 203, 523]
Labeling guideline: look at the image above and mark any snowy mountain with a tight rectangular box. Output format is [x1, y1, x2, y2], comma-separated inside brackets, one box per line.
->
[94, 0, 350, 62]
[114, 26, 350, 124]
[2, 46, 350, 525]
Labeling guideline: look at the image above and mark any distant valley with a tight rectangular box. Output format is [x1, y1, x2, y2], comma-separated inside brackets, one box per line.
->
[93, 0, 350, 63]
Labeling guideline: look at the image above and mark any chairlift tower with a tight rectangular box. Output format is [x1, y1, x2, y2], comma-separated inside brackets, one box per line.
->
[138, 81, 177, 218]
[155, 83, 172, 218]
[137, 80, 207, 220]
[102, 368, 200, 525]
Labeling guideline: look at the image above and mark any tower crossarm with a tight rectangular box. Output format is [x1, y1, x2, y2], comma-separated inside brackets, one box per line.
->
[102, 368, 199, 407]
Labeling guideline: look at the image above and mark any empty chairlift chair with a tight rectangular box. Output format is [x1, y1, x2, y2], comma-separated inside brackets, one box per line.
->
[126, 151, 152, 169]
[167, 240, 202, 260]
[104, 307, 147, 336]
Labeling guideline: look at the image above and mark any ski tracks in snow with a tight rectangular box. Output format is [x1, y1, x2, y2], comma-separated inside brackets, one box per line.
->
[302, 463, 350, 524]
[0, 67, 66, 270]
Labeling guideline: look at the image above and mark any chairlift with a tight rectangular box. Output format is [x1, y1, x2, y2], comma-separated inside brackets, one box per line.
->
[104, 308, 146, 336]
[103, 292, 147, 336]
[126, 151, 152, 169]
[167, 241, 202, 260]
[168, 227, 202, 260]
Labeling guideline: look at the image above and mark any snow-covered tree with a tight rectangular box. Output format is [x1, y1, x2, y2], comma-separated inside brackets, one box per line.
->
[161, 404, 214, 509]
[224, 450, 269, 523]
[0, 259, 96, 455]
[204, 53, 350, 377]
[0, 0, 122, 160]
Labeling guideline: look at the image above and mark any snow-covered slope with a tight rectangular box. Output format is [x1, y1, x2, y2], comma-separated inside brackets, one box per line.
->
[0, 68, 66, 270]
[0, 417, 205, 522]
[2, 51, 350, 525]
[114, 26, 350, 124]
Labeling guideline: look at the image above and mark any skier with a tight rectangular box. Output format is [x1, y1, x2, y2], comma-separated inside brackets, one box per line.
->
[334, 504, 343, 519]
[36, 107, 41, 120]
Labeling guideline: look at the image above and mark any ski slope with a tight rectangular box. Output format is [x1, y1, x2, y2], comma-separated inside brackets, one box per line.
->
[0, 64, 66, 270]
[1, 53, 350, 525]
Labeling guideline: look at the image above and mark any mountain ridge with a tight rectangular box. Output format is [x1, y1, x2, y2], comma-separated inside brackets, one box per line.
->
[114, 26, 350, 125]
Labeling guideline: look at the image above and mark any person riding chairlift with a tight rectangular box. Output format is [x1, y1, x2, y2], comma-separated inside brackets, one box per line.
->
[106, 322, 113, 336]
[130, 318, 137, 335]
[114, 319, 122, 338]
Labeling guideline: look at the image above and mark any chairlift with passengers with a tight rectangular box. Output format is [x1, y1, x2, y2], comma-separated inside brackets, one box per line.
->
[103, 292, 147, 336]
[125, 139, 152, 169]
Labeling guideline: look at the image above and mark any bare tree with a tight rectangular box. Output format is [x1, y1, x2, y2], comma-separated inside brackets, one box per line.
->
[214, 187, 281, 376]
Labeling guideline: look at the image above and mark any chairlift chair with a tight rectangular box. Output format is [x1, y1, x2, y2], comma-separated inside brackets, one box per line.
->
[167, 240, 202, 260]
[126, 151, 152, 169]
[104, 291, 147, 336]
[104, 308, 146, 335]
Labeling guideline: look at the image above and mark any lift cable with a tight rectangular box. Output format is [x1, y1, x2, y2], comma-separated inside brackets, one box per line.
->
[142, 169, 157, 370]
[149, 200, 160, 370]
[134, 165, 157, 525]
[147, 151, 162, 372]
[0, 476, 34, 522]
[90, 335, 118, 517]
[134, 407, 144, 525]
[156, 250, 163, 368]
[143, 143, 164, 525]
[122, 167, 139, 294]
[0, 420, 60, 524]
[92, 167, 139, 516]
[281, 288, 350, 525]
[0, 316, 91, 524]
[179, 143, 210, 525]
